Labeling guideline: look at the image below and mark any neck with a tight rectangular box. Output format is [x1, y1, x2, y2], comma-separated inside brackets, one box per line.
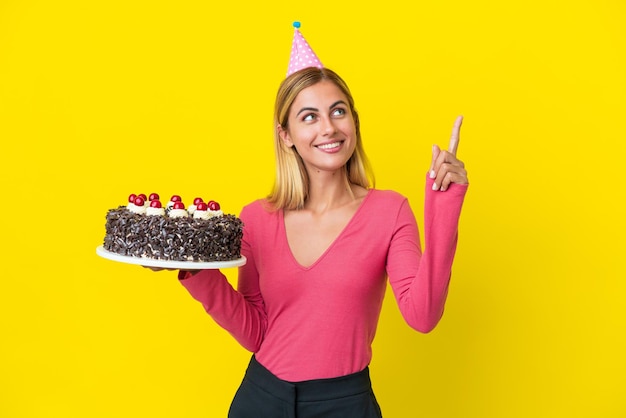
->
[304, 168, 355, 213]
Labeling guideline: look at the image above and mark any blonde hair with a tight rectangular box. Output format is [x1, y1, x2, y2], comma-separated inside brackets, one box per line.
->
[267, 67, 374, 210]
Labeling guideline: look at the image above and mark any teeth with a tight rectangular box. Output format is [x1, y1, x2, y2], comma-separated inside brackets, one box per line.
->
[317, 142, 341, 150]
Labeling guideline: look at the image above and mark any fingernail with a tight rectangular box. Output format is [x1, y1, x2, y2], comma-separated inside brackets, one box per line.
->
[429, 170, 436, 179]
[432, 182, 438, 191]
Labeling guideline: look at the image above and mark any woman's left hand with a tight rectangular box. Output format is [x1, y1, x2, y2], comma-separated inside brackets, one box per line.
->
[429, 115, 469, 191]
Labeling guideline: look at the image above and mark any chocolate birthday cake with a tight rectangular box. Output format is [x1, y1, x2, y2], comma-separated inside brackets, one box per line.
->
[103, 193, 243, 262]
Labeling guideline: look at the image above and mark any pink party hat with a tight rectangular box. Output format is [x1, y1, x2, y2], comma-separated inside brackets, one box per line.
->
[287, 22, 323, 76]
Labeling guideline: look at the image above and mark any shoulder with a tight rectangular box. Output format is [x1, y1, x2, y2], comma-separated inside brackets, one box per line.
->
[366, 189, 409, 209]
[363, 189, 412, 220]
[240, 199, 279, 223]
[355, 189, 416, 235]
[362, 189, 415, 224]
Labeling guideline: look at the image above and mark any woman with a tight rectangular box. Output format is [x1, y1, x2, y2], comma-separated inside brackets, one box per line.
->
[178, 67, 468, 417]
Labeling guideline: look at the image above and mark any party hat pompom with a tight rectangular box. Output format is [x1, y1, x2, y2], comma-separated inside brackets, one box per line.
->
[287, 22, 323, 76]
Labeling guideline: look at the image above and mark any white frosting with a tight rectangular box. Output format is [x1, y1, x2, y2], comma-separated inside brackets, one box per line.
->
[168, 208, 189, 218]
[127, 203, 146, 214]
[209, 210, 223, 218]
[188, 204, 197, 215]
[193, 210, 210, 220]
[194, 209, 223, 219]
[146, 207, 165, 216]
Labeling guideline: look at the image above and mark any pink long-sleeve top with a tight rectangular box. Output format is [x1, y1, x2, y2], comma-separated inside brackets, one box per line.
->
[180, 177, 467, 382]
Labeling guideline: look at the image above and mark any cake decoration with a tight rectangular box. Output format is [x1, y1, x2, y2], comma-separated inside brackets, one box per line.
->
[146, 199, 165, 216]
[169, 201, 189, 218]
[167, 195, 182, 206]
[165, 195, 182, 214]
[191, 200, 223, 220]
[127, 194, 147, 214]
[188, 197, 204, 216]
[193, 202, 211, 220]
[103, 193, 243, 262]
[208, 200, 220, 211]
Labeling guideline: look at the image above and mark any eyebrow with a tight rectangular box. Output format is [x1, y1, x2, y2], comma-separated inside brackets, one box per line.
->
[295, 100, 347, 117]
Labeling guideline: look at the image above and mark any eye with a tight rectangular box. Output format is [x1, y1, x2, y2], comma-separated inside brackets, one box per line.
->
[331, 107, 347, 117]
[302, 113, 317, 122]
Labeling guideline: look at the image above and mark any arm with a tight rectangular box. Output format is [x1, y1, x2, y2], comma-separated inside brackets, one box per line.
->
[178, 206, 267, 351]
[387, 116, 469, 332]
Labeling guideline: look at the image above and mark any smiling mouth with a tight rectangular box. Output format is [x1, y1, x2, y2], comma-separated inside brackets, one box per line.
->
[315, 141, 343, 150]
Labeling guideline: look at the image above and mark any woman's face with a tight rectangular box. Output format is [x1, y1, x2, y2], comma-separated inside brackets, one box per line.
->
[279, 80, 357, 175]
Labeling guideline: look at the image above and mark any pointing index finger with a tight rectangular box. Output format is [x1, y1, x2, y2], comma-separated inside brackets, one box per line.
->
[449, 115, 463, 156]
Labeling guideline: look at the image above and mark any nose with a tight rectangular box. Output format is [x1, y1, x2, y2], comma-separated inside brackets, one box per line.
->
[320, 116, 336, 136]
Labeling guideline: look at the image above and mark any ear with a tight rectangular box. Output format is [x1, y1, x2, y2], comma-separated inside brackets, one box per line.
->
[277, 124, 294, 148]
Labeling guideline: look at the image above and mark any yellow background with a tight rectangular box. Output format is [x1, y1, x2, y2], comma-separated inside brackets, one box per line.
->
[1, 0, 624, 417]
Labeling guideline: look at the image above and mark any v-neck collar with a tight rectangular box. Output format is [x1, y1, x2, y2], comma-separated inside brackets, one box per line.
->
[280, 189, 374, 270]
